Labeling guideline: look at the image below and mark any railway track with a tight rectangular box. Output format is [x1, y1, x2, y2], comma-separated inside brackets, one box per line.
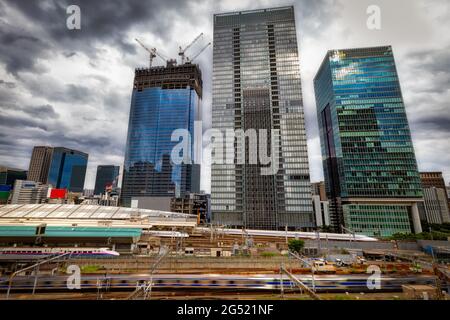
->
[0, 273, 435, 294]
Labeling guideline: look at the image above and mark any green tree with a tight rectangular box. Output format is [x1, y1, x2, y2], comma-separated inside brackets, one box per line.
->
[288, 239, 305, 254]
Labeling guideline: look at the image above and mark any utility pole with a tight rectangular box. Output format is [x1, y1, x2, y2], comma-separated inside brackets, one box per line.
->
[341, 225, 356, 248]
[316, 230, 321, 255]
[280, 264, 320, 300]
[289, 251, 316, 293]
[144, 246, 169, 300]
[285, 225, 288, 244]
[280, 263, 284, 299]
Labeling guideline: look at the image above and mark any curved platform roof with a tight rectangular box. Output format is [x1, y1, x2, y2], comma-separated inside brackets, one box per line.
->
[0, 204, 197, 228]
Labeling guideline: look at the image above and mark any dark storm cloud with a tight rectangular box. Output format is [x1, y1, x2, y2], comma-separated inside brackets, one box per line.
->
[25, 104, 59, 119]
[65, 84, 93, 103]
[414, 115, 450, 133]
[0, 0, 448, 188]
[19, 76, 96, 104]
[3, 103, 59, 119]
[405, 46, 450, 93]
[401, 47, 450, 141]
[0, 113, 49, 131]
[0, 79, 16, 88]
[0, 20, 51, 75]
[408, 46, 450, 73]
[1, 0, 197, 75]
[0, 133, 15, 147]
[63, 52, 77, 58]
[0, 110, 122, 156]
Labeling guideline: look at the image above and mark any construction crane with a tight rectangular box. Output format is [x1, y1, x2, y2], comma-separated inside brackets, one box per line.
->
[135, 38, 167, 68]
[186, 42, 211, 63]
[178, 32, 204, 64]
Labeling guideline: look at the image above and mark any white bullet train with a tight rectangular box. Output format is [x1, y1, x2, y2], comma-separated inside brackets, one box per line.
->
[0, 247, 119, 260]
[196, 227, 378, 242]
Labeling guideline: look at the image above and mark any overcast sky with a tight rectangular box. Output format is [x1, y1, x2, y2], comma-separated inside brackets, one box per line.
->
[0, 0, 449, 192]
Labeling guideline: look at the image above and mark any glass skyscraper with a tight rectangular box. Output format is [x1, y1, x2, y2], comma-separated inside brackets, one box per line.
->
[94, 165, 120, 195]
[211, 6, 313, 230]
[47, 147, 88, 193]
[314, 46, 423, 237]
[121, 64, 201, 207]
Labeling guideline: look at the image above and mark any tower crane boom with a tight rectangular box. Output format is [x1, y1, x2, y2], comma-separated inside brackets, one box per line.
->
[135, 38, 167, 68]
[179, 33, 204, 64]
[135, 33, 209, 67]
[187, 42, 211, 63]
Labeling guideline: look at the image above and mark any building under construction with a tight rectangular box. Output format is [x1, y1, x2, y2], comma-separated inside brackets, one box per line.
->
[121, 30, 213, 208]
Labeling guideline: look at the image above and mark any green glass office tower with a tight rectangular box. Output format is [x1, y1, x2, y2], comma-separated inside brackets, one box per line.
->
[314, 46, 423, 237]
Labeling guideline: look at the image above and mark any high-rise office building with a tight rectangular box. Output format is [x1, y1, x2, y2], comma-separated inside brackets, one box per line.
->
[314, 46, 423, 237]
[0, 166, 27, 188]
[94, 165, 120, 195]
[28, 146, 88, 192]
[27, 146, 88, 193]
[121, 64, 202, 207]
[47, 147, 88, 193]
[27, 146, 53, 183]
[211, 6, 313, 230]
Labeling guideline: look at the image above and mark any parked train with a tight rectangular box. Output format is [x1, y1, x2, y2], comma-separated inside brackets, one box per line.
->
[0, 274, 435, 293]
[0, 247, 119, 260]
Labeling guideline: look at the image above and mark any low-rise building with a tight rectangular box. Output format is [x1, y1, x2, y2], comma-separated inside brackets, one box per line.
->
[312, 182, 330, 228]
[10, 180, 49, 204]
[420, 187, 450, 224]
[420, 172, 450, 225]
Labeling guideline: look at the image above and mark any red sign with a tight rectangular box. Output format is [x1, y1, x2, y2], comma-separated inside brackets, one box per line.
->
[49, 188, 67, 199]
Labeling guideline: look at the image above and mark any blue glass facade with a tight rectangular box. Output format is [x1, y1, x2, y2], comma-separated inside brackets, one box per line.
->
[47, 147, 88, 192]
[314, 46, 423, 236]
[121, 65, 202, 207]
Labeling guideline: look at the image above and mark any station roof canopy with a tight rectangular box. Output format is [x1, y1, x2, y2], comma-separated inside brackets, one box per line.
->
[0, 204, 197, 228]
